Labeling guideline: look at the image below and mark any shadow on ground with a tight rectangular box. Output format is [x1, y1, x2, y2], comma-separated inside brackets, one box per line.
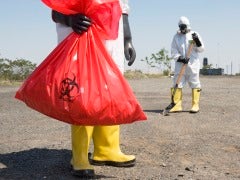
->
[0, 148, 115, 179]
[144, 109, 163, 114]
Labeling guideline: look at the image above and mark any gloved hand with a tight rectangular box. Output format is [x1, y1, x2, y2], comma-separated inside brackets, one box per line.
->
[177, 56, 189, 64]
[52, 10, 92, 34]
[192, 33, 202, 47]
[123, 14, 136, 66]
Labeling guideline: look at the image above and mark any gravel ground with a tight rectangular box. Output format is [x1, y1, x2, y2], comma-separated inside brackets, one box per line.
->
[0, 76, 240, 180]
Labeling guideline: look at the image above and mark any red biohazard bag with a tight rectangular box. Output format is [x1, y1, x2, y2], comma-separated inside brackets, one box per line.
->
[15, 0, 147, 125]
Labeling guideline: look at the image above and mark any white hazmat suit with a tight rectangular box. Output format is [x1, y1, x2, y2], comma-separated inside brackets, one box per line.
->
[170, 16, 205, 113]
[53, 0, 136, 178]
[56, 0, 129, 73]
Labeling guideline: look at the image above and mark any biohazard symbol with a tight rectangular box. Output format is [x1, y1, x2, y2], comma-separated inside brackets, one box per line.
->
[59, 75, 79, 102]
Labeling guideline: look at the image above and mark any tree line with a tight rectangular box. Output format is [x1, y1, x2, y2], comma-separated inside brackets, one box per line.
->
[0, 48, 172, 82]
[0, 58, 37, 81]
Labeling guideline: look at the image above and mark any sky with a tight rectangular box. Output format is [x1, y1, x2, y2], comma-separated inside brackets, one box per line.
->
[1, 0, 240, 74]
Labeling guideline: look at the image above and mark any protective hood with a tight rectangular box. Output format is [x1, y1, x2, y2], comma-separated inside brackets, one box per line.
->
[178, 16, 191, 30]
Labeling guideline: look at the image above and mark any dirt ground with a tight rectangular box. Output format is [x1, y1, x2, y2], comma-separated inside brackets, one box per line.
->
[0, 76, 240, 180]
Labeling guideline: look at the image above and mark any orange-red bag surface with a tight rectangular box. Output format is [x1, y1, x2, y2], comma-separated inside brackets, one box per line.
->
[15, 0, 147, 125]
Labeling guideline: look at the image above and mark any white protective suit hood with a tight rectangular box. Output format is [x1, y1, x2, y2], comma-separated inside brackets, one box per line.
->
[178, 16, 191, 33]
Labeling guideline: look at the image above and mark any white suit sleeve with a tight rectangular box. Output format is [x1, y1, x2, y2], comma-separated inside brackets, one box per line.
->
[120, 0, 130, 14]
[171, 35, 181, 61]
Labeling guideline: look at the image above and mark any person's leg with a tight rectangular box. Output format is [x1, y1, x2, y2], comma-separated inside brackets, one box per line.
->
[91, 125, 136, 167]
[169, 88, 183, 112]
[188, 68, 201, 113]
[169, 72, 186, 112]
[92, 15, 134, 168]
[190, 88, 201, 113]
[71, 125, 95, 177]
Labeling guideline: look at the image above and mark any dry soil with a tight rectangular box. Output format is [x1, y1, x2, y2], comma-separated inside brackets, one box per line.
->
[0, 76, 240, 179]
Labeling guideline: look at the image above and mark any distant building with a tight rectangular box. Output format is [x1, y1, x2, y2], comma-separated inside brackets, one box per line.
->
[200, 68, 224, 75]
[200, 57, 224, 75]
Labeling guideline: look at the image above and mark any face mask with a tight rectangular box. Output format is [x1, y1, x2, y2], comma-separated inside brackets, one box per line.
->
[179, 24, 187, 34]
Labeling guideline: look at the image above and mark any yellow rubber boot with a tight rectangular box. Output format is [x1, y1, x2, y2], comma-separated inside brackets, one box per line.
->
[190, 88, 201, 113]
[71, 125, 95, 178]
[169, 88, 183, 112]
[91, 125, 136, 167]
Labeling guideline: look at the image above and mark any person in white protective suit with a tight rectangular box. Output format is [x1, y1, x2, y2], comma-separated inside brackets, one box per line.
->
[170, 16, 204, 113]
[51, 0, 136, 178]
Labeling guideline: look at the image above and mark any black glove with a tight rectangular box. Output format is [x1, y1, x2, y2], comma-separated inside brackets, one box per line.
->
[52, 10, 92, 34]
[177, 56, 189, 64]
[192, 33, 202, 47]
[123, 14, 136, 66]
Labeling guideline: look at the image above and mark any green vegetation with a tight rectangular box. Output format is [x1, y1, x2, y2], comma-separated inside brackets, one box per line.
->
[0, 58, 36, 84]
[141, 48, 172, 76]
[1, 54, 238, 86]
